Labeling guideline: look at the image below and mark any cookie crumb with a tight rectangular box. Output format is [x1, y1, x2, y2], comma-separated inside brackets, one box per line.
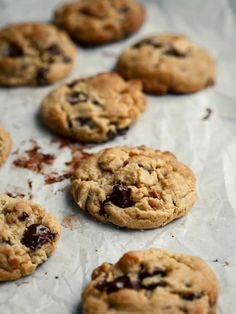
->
[212, 259, 219, 262]
[55, 276, 59, 279]
[224, 261, 229, 266]
[202, 108, 213, 120]
[62, 214, 79, 230]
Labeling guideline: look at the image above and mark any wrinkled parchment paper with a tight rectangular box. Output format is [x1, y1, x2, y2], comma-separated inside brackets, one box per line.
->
[0, 0, 236, 313]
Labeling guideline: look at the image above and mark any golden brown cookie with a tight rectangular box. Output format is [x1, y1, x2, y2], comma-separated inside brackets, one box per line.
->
[83, 248, 219, 314]
[54, 0, 145, 45]
[41, 72, 147, 143]
[0, 23, 77, 86]
[0, 194, 61, 281]
[0, 126, 12, 166]
[117, 34, 216, 95]
[72, 146, 196, 229]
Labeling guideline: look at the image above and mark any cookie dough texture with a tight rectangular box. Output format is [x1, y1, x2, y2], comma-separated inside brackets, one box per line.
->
[54, 0, 145, 44]
[83, 248, 219, 314]
[72, 146, 196, 229]
[117, 34, 216, 94]
[0, 23, 77, 86]
[41, 72, 147, 143]
[0, 195, 60, 281]
[0, 126, 12, 166]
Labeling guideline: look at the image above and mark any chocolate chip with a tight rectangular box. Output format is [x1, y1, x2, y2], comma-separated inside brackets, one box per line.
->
[119, 6, 130, 14]
[47, 43, 61, 55]
[133, 39, 163, 49]
[109, 183, 134, 208]
[180, 292, 203, 301]
[139, 267, 167, 280]
[2, 43, 23, 58]
[163, 48, 186, 58]
[117, 127, 129, 136]
[36, 67, 48, 83]
[67, 92, 88, 105]
[75, 117, 96, 129]
[97, 275, 139, 294]
[139, 267, 167, 290]
[107, 130, 117, 140]
[67, 80, 78, 88]
[62, 55, 72, 63]
[21, 224, 55, 250]
[92, 100, 102, 106]
[19, 212, 29, 221]
[99, 200, 110, 217]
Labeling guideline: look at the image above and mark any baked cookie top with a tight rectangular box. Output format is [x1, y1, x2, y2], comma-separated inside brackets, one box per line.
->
[117, 34, 216, 95]
[83, 248, 219, 314]
[41, 72, 147, 143]
[72, 146, 196, 229]
[0, 23, 77, 86]
[54, 0, 145, 44]
[0, 195, 60, 281]
[0, 126, 12, 166]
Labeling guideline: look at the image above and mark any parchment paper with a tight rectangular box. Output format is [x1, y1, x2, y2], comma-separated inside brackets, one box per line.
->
[0, 0, 236, 313]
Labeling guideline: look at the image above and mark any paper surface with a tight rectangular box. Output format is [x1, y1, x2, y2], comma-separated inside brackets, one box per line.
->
[0, 0, 236, 313]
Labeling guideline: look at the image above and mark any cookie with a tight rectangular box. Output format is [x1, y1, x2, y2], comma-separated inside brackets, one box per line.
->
[53, 0, 145, 45]
[0, 23, 77, 86]
[0, 126, 12, 166]
[72, 146, 196, 229]
[117, 34, 216, 95]
[41, 72, 147, 143]
[83, 248, 219, 314]
[0, 194, 60, 281]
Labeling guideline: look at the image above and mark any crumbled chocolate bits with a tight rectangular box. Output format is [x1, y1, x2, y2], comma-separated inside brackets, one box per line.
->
[75, 117, 96, 129]
[47, 43, 61, 55]
[2, 43, 23, 58]
[109, 183, 135, 208]
[180, 292, 203, 301]
[97, 275, 139, 294]
[21, 224, 55, 250]
[36, 67, 48, 83]
[19, 212, 29, 221]
[163, 48, 187, 58]
[67, 91, 88, 105]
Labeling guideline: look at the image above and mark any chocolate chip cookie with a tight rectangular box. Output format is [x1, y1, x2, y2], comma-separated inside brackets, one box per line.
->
[41, 73, 147, 143]
[0, 194, 60, 281]
[117, 34, 216, 94]
[72, 146, 196, 229]
[53, 0, 145, 45]
[0, 126, 12, 166]
[83, 248, 219, 314]
[0, 23, 77, 86]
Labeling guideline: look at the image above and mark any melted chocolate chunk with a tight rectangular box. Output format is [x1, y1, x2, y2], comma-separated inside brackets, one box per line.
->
[36, 67, 48, 83]
[107, 127, 129, 140]
[163, 48, 186, 58]
[109, 184, 134, 208]
[133, 39, 163, 49]
[75, 117, 96, 129]
[2, 43, 23, 58]
[47, 43, 61, 55]
[97, 275, 139, 294]
[117, 127, 129, 135]
[139, 267, 167, 280]
[62, 55, 72, 63]
[107, 130, 117, 140]
[19, 212, 29, 221]
[99, 200, 110, 217]
[180, 292, 203, 301]
[67, 91, 88, 105]
[119, 6, 130, 14]
[21, 224, 55, 250]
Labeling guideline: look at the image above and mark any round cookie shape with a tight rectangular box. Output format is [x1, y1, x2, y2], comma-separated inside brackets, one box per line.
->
[41, 73, 147, 143]
[0, 23, 77, 86]
[72, 146, 196, 229]
[0, 195, 60, 281]
[117, 34, 216, 95]
[53, 0, 145, 45]
[0, 126, 12, 166]
[83, 248, 219, 314]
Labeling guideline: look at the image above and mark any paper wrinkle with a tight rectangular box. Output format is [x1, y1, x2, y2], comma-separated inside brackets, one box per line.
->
[0, 0, 236, 313]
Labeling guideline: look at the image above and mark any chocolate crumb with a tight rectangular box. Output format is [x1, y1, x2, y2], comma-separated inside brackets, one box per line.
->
[202, 108, 213, 120]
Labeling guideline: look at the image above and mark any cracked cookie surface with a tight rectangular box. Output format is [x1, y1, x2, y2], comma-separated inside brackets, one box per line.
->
[117, 34, 215, 95]
[72, 146, 196, 229]
[83, 248, 219, 314]
[0, 126, 12, 166]
[0, 23, 76, 86]
[54, 0, 145, 45]
[0, 195, 60, 281]
[41, 73, 147, 143]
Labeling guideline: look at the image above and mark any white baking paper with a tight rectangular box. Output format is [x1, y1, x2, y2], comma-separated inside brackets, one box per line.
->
[0, 0, 236, 313]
